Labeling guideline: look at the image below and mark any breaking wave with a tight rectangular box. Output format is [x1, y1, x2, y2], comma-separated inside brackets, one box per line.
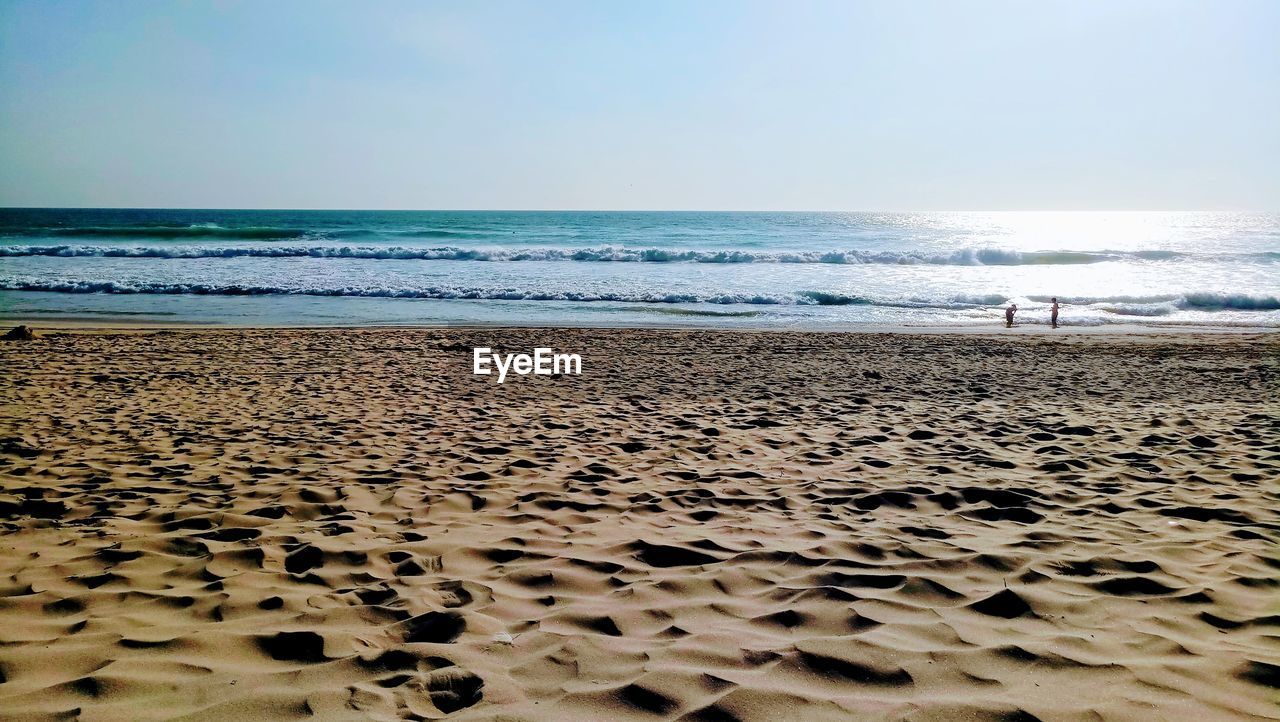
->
[1028, 293, 1280, 313]
[2, 244, 1273, 265]
[3, 279, 1275, 313]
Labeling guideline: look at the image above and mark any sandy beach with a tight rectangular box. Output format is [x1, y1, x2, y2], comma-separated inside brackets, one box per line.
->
[0, 327, 1276, 721]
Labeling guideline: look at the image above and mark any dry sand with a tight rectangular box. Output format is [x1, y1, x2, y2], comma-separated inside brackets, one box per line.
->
[0, 328, 1277, 721]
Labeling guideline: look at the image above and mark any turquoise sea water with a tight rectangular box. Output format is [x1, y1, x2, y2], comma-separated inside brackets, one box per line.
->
[1, 209, 1277, 328]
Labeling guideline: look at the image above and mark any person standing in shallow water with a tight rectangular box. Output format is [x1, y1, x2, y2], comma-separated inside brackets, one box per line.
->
[1051, 297, 1061, 329]
[1005, 303, 1017, 328]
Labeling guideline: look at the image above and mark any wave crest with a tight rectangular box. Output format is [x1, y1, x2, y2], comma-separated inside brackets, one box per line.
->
[2, 244, 1269, 265]
[3, 279, 1276, 313]
[1028, 293, 1280, 312]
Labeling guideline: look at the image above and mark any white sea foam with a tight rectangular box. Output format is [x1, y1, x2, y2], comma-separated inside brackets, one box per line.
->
[4, 278, 1276, 315]
[3, 244, 1274, 265]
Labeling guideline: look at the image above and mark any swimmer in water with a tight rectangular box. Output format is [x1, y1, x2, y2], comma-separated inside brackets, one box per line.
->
[1005, 303, 1017, 328]
[1051, 297, 1061, 328]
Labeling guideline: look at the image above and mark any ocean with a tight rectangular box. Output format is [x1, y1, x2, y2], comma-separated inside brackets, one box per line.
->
[1, 208, 1277, 328]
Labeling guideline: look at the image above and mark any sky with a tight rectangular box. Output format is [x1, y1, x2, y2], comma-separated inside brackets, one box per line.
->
[0, 0, 1277, 210]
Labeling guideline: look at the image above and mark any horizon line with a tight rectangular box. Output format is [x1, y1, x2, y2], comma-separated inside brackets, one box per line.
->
[1, 206, 1276, 214]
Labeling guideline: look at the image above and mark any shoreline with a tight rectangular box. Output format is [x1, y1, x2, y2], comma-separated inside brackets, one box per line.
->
[4, 317, 1277, 335]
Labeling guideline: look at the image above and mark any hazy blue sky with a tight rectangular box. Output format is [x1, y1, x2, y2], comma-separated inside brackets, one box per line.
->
[1, 0, 1277, 210]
